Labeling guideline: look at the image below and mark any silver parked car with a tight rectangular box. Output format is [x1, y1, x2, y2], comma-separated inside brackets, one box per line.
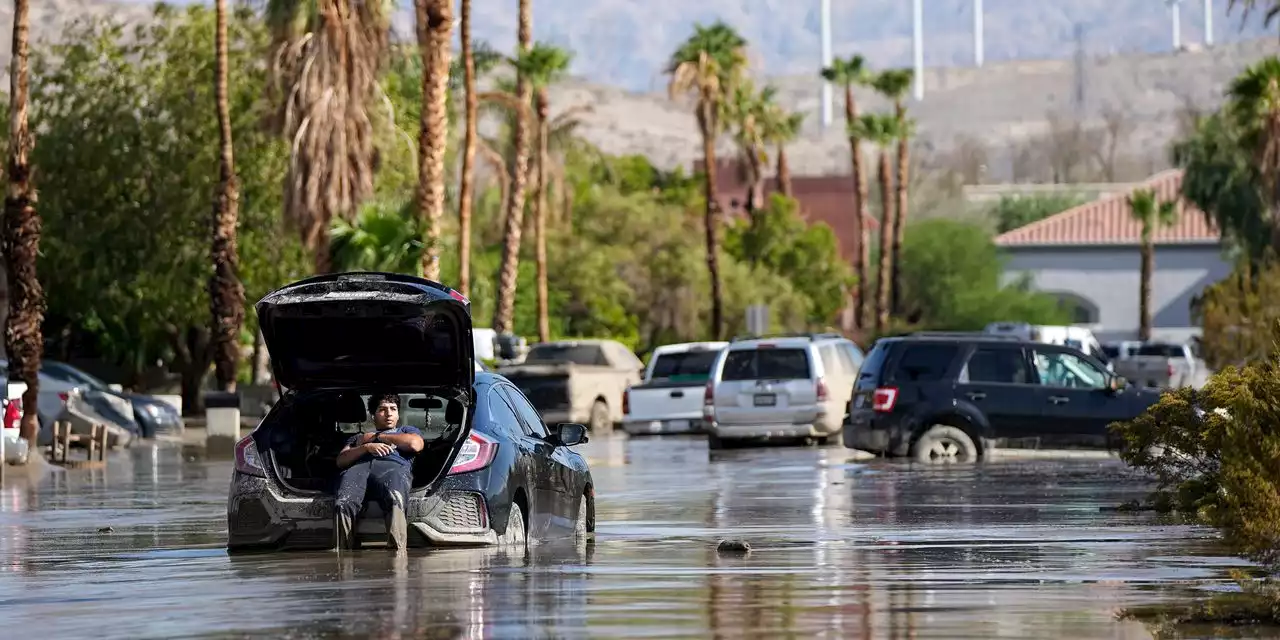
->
[702, 333, 864, 449]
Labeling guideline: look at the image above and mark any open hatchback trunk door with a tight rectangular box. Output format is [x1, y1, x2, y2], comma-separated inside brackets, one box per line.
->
[257, 272, 476, 394]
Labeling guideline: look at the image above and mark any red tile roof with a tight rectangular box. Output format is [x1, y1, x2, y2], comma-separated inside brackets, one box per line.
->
[993, 170, 1221, 247]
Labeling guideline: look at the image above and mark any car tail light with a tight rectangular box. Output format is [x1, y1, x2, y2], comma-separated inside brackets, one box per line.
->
[816, 377, 829, 402]
[704, 382, 714, 406]
[2, 400, 20, 431]
[234, 435, 265, 477]
[622, 388, 630, 415]
[57, 392, 68, 403]
[449, 432, 497, 475]
[871, 387, 899, 412]
[1167, 363, 1175, 378]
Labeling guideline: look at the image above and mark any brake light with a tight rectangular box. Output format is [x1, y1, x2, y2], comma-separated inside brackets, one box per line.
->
[756, 343, 776, 349]
[816, 377, 829, 402]
[622, 388, 630, 415]
[234, 435, 265, 477]
[449, 432, 497, 475]
[2, 400, 20, 431]
[704, 382, 714, 406]
[57, 392, 68, 403]
[1167, 363, 1175, 378]
[872, 387, 898, 412]
[448, 288, 470, 306]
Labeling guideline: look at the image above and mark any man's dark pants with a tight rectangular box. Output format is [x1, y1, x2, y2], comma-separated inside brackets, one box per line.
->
[334, 457, 412, 549]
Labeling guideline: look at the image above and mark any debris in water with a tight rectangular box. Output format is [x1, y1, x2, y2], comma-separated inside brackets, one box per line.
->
[97, 526, 114, 533]
[717, 539, 751, 555]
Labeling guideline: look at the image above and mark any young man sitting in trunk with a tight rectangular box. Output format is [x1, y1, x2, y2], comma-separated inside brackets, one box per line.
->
[334, 392, 425, 550]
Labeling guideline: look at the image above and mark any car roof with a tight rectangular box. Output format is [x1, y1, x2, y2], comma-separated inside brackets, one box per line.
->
[651, 341, 728, 355]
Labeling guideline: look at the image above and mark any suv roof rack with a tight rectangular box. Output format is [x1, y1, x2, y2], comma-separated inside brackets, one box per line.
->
[730, 332, 846, 343]
[906, 331, 1022, 341]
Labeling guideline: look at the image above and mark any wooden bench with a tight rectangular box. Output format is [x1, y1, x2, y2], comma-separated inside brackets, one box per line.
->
[47, 421, 107, 469]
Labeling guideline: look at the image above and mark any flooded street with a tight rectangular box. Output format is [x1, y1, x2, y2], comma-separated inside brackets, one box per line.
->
[0, 436, 1241, 638]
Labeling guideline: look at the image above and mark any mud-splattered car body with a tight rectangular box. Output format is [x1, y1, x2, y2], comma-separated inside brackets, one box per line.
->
[226, 273, 594, 552]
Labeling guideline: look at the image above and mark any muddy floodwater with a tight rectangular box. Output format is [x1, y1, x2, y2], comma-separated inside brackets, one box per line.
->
[0, 436, 1246, 638]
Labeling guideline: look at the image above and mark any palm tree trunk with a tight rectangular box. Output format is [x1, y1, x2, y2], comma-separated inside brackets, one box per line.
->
[776, 144, 792, 199]
[415, 0, 453, 280]
[535, 91, 551, 343]
[1139, 239, 1153, 341]
[890, 104, 909, 315]
[699, 104, 725, 340]
[209, 0, 244, 393]
[846, 83, 870, 331]
[457, 0, 477, 296]
[875, 149, 894, 335]
[3, 0, 42, 445]
[493, 0, 533, 334]
[746, 149, 764, 213]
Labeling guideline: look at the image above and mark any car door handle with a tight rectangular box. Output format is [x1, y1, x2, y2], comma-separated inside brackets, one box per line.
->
[670, 390, 684, 398]
[965, 392, 986, 400]
[1048, 396, 1070, 404]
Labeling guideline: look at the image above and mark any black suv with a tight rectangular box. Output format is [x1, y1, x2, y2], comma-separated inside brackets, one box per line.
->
[842, 333, 1163, 462]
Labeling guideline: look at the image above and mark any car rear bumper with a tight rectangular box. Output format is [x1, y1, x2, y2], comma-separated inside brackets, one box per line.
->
[842, 410, 910, 457]
[227, 472, 498, 551]
[706, 421, 830, 440]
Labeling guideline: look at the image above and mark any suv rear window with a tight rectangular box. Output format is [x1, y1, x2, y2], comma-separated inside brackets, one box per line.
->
[857, 342, 890, 379]
[650, 350, 720, 381]
[1136, 344, 1183, 357]
[721, 348, 810, 381]
[888, 343, 960, 382]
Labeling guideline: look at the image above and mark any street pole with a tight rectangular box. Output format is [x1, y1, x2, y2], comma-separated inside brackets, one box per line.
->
[821, 0, 833, 128]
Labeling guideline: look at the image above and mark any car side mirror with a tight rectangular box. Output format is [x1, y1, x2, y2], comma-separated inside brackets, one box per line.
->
[550, 422, 588, 447]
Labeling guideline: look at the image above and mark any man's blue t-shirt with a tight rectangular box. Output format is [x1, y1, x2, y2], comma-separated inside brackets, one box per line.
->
[345, 426, 425, 466]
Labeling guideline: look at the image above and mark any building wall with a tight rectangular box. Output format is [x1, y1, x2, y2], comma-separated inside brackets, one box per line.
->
[1000, 243, 1231, 342]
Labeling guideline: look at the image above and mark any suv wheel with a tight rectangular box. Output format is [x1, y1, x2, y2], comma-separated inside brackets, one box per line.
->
[911, 425, 978, 463]
[589, 400, 612, 434]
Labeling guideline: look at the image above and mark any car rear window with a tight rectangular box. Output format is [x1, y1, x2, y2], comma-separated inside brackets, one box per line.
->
[525, 345, 605, 365]
[888, 343, 960, 383]
[721, 348, 810, 381]
[650, 350, 720, 382]
[1136, 344, 1183, 357]
[857, 342, 890, 379]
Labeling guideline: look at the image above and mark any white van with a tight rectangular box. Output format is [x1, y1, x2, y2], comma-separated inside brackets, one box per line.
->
[983, 322, 1112, 370]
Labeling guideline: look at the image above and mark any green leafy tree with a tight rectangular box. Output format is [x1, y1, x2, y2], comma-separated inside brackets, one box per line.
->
[1127, 188, 1178, 341]
[32, 6, 309, 409]
[872, 69, 915, 316]
[989, 194, 1086, 234]
[894, 219, 1069, 332]
[1195, 259, 1280, 369]
[1226, 56, 1280, 252]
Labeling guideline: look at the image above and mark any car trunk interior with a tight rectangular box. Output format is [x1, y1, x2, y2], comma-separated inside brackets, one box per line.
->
[257, 389, 468, 494]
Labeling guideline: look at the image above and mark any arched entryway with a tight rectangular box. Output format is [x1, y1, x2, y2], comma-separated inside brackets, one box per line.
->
[1046, 291, 1100, 325]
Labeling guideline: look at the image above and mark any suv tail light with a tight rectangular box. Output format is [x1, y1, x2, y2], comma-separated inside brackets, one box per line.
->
[234, 435, 265, 477]
[1167, 363, 1175, 378]
[622, 388, 630, 415]
[57, 392, 68, 403]
[871, 387, 899, 413]
[704, 382, 714, 406]
[816, 377, 829, 402]
[2, 399, 20, 431]
[449, 432, 497, 475]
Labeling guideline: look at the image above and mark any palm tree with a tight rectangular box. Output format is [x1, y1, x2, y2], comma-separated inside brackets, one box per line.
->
[667, 22, 748, 340]
[1229, 0, 1280, 25]
[764, 107, 805, 199]
[850, 114, 900, 335]
[266, 0, 389, 274]
[414, 0, 453, 280]
[873, 69, 915, 315]
[331, 202, 426, 274]
[209, 0, 244, 393]
[3, 0, 41, 446]
[457, 1, 477, 296]
[726, 82, 775, 214]
[492, 0, 534, 335]
[511, 43, 572, 343]
[1226, 57, 1280, 252]
[1127, 188, 1178, 341]
[821, 55, 871, 330]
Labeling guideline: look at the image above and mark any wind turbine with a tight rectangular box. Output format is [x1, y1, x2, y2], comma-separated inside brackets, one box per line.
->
[1204, 0, 1213, 46]
[974, 0, 984, 67]
[1168, 0, 1183, 50]
[821, 0, 833, 128]
[913, 0, 924, 100]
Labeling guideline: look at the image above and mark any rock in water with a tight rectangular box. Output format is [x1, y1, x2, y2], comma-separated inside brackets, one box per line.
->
[717, 539, 751, 555]
[97, 526, 114, 533]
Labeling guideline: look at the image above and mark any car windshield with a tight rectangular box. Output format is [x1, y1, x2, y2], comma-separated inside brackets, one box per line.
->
[721, 348, 810, 381]
[649, 350, 720, 382]
[525, 345, 605, 365]
[42, 362, 108, 389]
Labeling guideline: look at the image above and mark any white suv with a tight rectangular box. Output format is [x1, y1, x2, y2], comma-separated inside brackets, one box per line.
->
[702, 334, 864, 449]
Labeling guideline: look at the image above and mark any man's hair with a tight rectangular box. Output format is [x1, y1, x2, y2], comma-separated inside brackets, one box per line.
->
[367, 392, 401, 415]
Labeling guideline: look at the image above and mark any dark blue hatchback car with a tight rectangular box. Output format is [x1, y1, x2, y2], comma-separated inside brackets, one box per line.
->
[226, 273, 594, 552]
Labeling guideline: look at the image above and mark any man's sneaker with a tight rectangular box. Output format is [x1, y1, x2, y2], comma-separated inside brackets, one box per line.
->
[334, 512, 359, 550]
[386, 505, 408, 550]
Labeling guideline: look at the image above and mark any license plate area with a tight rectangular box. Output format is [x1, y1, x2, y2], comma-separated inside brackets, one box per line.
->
[753, 394, 777, 407]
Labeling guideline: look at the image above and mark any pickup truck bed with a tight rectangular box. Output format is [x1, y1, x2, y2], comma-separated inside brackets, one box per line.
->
[622, 378, 707, 435]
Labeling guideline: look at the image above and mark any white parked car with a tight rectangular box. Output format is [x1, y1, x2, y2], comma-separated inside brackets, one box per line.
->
[702, 333, 864, 449]
[622, 341, 727, 435]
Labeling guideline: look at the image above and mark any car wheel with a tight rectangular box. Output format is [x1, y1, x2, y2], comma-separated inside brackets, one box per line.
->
[498, 502, 527, 547]
[574, 495, 592, 540]
[911, 425, 978, 463]
[589, 400, 612, 434]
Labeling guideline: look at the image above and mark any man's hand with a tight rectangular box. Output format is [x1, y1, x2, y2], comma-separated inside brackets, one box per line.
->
[365, 442, 394, 457]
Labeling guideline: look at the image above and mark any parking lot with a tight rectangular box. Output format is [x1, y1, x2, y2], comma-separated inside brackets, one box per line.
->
[0, 435, 1239, 638]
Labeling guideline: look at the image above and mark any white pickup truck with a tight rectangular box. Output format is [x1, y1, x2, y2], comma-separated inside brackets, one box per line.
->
[621, 341, 727, 435]
[1111, 341, 1207, 390]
